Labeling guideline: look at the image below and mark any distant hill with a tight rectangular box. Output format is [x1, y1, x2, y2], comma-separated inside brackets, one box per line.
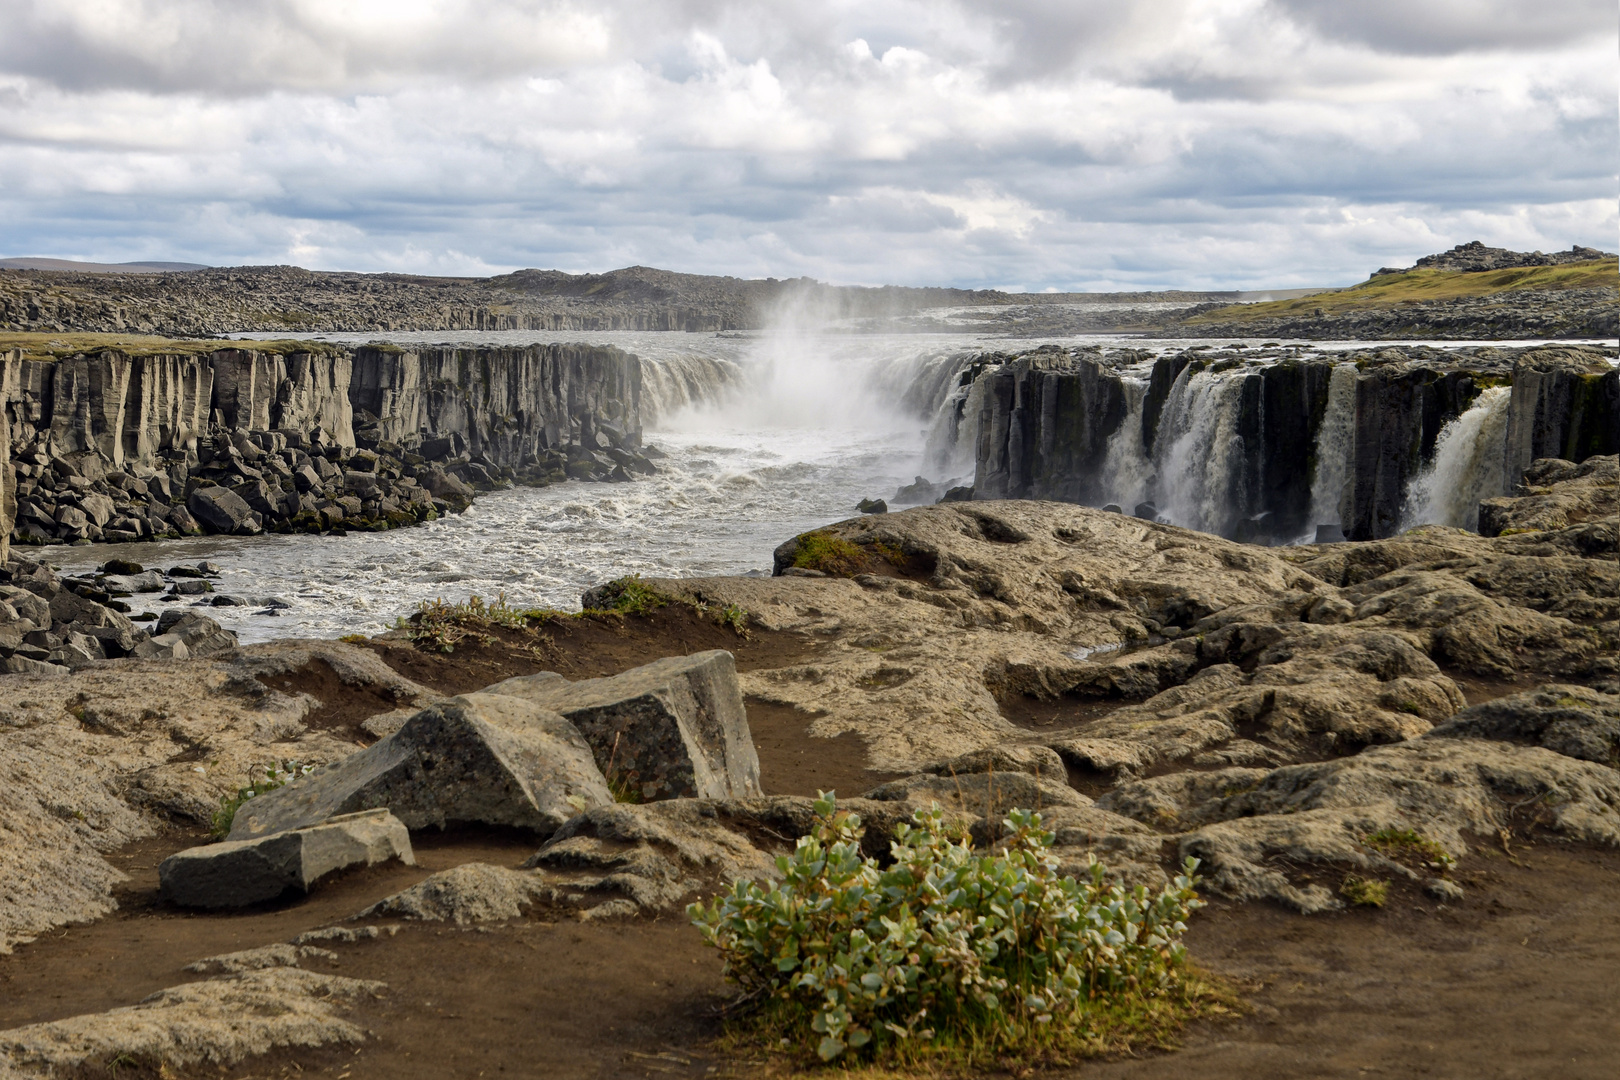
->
[0, 257, 210, 274]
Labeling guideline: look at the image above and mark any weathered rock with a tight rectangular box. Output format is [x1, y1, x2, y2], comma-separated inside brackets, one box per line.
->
[0, 969, 382, 1075]
[226, 693, 613, 839]
[355, 863, 552, 925]
[527, 799, 781, 914]
[483, 651, 762, 801]
[188, 485, 255, 533]
[160, 809, 415, 909]
[1100, 738, 1620, 913]
[860, 770, 1089, 818]
[1427, 684, 1620, 764]
[184, 944, 340, 974]
[1478, 455, 1618, 537]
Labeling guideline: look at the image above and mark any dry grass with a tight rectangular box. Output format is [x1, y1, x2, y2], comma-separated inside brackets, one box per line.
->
[1184, 258, 1618, 326]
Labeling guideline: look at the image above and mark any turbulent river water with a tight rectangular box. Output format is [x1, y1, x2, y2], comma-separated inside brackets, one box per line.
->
[43, 330, 1598, 643]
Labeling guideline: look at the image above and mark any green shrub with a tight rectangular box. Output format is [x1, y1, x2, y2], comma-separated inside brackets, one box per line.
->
[211, 761, 316, 838]
[792, 531, 869, 577]
[688, 795, 1204, 1067]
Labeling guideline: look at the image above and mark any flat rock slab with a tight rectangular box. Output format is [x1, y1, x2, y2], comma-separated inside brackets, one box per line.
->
[162, 809, 414, 909]
[484, 650, 762, 801]
[227, 694, 613, 840]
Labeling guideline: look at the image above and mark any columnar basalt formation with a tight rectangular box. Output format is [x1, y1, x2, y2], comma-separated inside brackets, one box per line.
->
[965, 344, 1617, 542]
[1, 340, 657, 545]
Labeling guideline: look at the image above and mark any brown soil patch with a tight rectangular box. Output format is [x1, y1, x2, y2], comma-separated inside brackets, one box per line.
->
[255, 659, 402, 745]
[746, 696, 902, 799]
[999, 692, 1120, 732]
[5, 834, 1615, 1078]
[1080, 839, 1620, 1080]
[364, 604, 824, 695]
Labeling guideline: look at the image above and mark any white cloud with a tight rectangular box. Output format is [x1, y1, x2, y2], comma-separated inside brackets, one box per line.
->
[0, 0, 1612, 287]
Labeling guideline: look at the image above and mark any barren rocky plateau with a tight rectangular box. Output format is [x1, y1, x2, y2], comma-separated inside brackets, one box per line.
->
[3, 240, 1615, 338]
[0, 449, 1615, 1076]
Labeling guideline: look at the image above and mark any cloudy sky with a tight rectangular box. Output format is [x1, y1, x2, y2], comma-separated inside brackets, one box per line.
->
[0, 0, 1613, 289]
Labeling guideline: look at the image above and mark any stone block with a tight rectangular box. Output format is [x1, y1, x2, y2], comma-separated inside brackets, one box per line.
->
[227, 693, 613, 840]
[188, 485, 254, 533]
[160, 808, 414, 908]
[483, 650, 762, 801]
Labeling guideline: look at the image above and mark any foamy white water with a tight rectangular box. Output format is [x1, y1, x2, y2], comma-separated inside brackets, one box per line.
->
[1402, 386, 1513, 531]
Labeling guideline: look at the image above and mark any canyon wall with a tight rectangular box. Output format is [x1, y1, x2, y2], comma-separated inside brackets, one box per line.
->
[1, 342, 654, 546]
[968, 345, 1618, 542]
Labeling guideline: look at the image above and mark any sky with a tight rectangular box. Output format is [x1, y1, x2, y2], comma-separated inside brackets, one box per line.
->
[0, 0, 1614, 290]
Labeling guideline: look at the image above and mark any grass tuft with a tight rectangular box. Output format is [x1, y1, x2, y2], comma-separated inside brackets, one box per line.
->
[1339, 875, 1389, 908]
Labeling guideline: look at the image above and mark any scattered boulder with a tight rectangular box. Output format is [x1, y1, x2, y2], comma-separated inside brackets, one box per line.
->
[527, 799, 781, 914]
[355, 863, 550, 925]
[226, 694, 614, 839]
[160, 809, 415, 909]
[483, 651, 762, 801]
[891, 477, 942, 505]
[188, 486, 256, 534]
[857, 497, 888, 514]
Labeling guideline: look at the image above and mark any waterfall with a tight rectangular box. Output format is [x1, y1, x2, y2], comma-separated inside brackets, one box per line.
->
[639, 354, 745, 428]
[1151, 366, 1250, 534]
[1098, 376, 1153, 508]
[1401, 386, 1512, 531]
[1307, 363, 1358, 529]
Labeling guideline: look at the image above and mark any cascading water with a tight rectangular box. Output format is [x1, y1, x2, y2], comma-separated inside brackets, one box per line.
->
[639, 354, 745, 425]
[1098, 375, 1153, 509]
[1401, 386, 1512, 531]
[1150, 366, 1251, 535]
[1306, 362, 1359, 533]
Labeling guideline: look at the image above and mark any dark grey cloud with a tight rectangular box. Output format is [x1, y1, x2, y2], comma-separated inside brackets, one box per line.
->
[1271, 0, 1615, 54]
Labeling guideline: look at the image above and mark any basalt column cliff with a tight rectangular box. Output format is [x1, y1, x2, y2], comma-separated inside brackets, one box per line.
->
[1, 341, 656, 547]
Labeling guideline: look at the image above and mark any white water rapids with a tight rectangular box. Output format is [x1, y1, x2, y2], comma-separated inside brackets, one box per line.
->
[46, 332, 1569, 642]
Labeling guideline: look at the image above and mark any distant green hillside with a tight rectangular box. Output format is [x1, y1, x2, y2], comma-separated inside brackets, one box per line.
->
[1185, 258, 1617, 326]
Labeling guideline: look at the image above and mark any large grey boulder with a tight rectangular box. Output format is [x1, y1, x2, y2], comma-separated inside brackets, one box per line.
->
[484, 650, 762, 801]
[188, 485, 254, 533]
[159, 809, 414, 908]
[227, 693, 614, 840]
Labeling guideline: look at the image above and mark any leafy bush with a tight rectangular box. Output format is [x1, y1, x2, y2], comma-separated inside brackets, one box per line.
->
[211, 761, 316, 838]
[689, 795, 1204, 1067]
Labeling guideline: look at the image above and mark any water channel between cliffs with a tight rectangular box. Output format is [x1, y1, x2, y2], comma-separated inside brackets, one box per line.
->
[42, 330, 1606, 643]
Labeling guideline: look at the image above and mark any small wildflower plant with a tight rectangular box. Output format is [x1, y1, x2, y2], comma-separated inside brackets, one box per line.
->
[210, 760, 317, 838]
[687, 795, 1204, 1066]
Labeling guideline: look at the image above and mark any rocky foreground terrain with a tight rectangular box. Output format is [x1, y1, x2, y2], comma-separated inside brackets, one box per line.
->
[0, 451, 1614, 1076]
